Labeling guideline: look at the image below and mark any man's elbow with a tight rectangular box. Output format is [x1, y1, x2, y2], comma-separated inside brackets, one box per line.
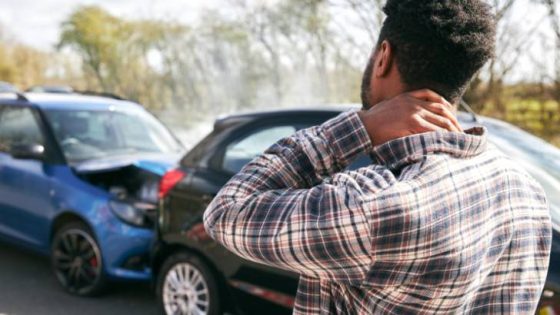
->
[202, 191, 248, 244]
[202, 199, 222, 241]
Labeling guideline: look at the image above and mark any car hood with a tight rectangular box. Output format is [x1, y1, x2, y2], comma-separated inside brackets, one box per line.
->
[72, 153, 181, 175]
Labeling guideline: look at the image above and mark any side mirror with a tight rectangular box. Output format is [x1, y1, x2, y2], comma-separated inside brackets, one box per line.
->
[10, 143, 45, 161]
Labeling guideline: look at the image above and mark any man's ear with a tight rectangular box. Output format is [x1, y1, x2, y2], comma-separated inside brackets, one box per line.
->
[374, 40, 394, 78]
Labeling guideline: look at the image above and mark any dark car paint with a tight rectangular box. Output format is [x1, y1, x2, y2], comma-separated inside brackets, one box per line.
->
[154, 108, 560, 314]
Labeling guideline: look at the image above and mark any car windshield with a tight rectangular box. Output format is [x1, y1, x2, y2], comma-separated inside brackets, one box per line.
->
[45, 108, 182, 162]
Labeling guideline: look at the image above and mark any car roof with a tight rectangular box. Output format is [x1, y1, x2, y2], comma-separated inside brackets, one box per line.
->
[0, 92, 142, 111]
[220, 105, 358, 118]
[214, 105, 480, 129]
[214, 105, 359, 130]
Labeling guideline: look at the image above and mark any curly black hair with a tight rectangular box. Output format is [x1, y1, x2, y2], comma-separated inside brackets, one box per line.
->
[364, 0, 496, 104]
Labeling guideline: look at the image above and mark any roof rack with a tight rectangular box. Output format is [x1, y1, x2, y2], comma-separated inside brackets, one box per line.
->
[25, 85, 74, 94]
[0, 92, 29, 102]
[23, 86, 126, 101]
[77, 90, 125, 100]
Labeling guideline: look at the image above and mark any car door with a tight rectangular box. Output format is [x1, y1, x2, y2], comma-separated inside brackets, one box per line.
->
[208, 123, 304, 304]
[0, 105, 53, 249]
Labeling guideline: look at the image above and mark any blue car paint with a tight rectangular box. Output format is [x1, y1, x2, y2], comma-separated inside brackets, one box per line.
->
[74, 154, 179, 176]
[133, 159, 174, 177]
[0, 93, 182, 282]
[0, 153, 53, 250]
[47, 164, 157, 280]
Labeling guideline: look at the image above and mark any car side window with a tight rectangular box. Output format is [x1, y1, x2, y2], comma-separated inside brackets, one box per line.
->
[222, 126, 297, 174]
[0, 106, 44, 154]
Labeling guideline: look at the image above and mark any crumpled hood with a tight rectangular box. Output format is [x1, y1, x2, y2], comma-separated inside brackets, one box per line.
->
[72, 153, 181, 176]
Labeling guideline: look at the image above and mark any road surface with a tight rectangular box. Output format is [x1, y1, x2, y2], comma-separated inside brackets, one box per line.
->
[0, 242, 156, 315]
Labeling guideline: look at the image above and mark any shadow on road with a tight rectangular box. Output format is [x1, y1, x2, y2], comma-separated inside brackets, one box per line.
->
[0, 242, 157, 315]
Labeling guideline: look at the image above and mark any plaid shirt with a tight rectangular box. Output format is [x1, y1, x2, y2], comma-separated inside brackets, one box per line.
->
[204, 111, 551, 314]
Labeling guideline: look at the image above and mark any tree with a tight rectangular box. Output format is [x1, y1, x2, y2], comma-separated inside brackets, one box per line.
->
[58, 6, 182, 109]
[0, 26, 49, 88]
[538, 0, 560, 100]
[58, 6, 125, 92]
[463, 0, 543, 115]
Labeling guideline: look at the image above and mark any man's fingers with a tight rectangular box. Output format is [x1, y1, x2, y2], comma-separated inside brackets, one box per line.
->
[407, 89, 452, 108]
[420, 102, 462, 131]
[415, 117, 446, 133]
[419, 110, 460, 132]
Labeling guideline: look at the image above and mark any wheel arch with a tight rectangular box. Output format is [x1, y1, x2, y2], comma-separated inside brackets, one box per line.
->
[50, 211, 94, 243]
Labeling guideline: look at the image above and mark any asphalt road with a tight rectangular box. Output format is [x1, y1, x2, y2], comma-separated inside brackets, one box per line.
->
[0, 241, 157, 315]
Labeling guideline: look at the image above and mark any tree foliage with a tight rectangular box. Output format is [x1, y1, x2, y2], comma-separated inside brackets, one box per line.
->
[58, 5, 185, 108]
[0, 1, 558, 144]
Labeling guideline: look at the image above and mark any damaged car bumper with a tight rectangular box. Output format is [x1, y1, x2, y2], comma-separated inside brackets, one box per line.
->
[59, 154, 180, 281]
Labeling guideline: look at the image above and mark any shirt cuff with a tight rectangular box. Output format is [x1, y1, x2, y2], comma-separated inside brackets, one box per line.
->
[322, 110, 373, 167]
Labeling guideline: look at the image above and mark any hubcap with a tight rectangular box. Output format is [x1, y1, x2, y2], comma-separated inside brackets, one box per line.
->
[163, 263, 210, 315]
[52, 229, 102, 294]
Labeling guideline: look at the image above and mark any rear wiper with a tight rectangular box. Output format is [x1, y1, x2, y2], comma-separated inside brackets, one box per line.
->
[460, 99, 480, 123]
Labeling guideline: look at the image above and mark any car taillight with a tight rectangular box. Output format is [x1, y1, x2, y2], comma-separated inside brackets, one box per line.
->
[159, 169, 186, 199]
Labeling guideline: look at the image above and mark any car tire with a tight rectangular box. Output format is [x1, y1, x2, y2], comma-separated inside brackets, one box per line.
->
[157, 251, 221, 315]
[50, 221, 106, 296]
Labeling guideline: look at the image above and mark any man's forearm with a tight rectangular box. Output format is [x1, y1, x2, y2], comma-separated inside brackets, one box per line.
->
[202, 111, 376, 279]
[203, 111, 373, 242]
[259, 111, 373, 189]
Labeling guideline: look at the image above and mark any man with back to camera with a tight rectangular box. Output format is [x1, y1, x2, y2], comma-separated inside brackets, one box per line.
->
[204, 0, 552, 314]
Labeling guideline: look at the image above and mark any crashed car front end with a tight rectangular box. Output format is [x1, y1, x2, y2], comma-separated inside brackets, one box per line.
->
[66, 155, 179, 280]
[74, 156, 176, 228]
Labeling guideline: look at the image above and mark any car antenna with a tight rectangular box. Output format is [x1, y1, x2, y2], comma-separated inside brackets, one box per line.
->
[459, 99, 479, 123]
[15, 92, 29, 102]
[78, 90, 126, 100]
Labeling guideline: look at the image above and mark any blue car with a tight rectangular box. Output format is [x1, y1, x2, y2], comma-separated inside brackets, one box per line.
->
[0, 92, 183, 296]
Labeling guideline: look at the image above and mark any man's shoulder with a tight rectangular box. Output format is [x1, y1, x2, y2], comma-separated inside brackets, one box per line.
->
[411, 144, 540, 192]
[479, 144, 548, 205]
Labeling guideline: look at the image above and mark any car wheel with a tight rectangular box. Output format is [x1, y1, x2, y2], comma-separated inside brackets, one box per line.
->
[157, 251, 221, 315]
[50, 221, 105, 296]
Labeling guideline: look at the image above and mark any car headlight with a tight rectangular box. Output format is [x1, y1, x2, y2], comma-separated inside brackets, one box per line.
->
[109, 200, 146, 227]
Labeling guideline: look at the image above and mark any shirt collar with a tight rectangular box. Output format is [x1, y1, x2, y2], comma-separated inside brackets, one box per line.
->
[369, 127, 487, 169]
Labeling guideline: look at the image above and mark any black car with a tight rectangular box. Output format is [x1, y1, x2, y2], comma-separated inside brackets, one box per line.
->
[152, 107, 560, 315]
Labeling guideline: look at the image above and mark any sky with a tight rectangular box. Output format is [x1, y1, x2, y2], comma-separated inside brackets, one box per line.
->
[0, 0, 221, 49]
[0, 0, 555, 83]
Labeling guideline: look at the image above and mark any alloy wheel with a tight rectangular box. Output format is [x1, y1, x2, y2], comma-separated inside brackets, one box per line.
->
[163, 262, 210, 315]
[52, 229, 102, 295]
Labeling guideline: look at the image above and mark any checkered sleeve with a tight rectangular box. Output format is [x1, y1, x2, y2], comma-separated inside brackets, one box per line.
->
[203, 111, 391, 283]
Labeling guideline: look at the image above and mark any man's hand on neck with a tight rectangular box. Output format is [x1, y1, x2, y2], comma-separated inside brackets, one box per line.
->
[358, 89, 462, 147]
